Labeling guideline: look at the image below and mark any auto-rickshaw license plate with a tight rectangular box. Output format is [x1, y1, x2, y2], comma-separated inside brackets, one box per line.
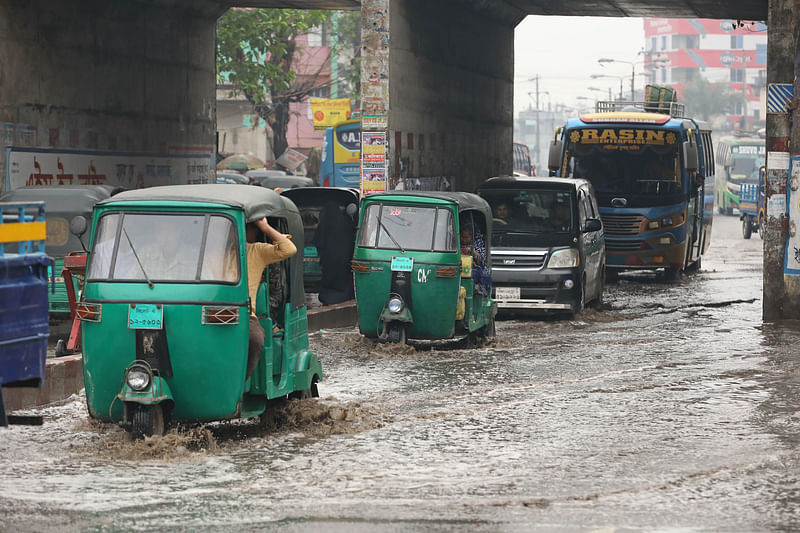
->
[495, 287, 520, 300]
[128, 304, 163, 329]
[391, 256, 413, 272]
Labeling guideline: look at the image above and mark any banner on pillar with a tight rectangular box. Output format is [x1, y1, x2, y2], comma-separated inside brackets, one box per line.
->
[361, 131, 387, 196]
[784, 156, 800, 275]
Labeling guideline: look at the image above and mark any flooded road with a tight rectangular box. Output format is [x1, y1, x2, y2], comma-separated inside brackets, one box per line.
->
[3, 215, 800, 532]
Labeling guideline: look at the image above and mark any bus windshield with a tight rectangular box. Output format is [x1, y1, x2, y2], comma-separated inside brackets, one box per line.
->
[358, 204, 457, 252]
[730, 144, 765, 181]
[563, 127, 682, 207]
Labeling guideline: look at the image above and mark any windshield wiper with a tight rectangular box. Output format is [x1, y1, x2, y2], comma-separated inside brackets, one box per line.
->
[122, 228, 154, 289]
[378, 218, 405, 253]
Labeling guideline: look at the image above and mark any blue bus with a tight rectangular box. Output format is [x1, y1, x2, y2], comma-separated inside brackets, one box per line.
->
[320, 119, 361, 188]
[548, 102, 714, 280]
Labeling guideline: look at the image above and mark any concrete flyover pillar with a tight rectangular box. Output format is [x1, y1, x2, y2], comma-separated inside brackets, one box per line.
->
[763, 0, 796, 320]
[0, 0, 221, 194]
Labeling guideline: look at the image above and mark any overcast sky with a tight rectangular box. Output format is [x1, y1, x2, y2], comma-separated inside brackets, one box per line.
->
[514, 15, 646, 115]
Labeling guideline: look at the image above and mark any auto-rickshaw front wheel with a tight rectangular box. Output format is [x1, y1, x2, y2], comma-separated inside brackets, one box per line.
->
[387, 323, 407, 344]
[131, 403, 166, 440]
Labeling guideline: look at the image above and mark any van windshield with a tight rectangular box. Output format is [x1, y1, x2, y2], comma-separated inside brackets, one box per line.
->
[358, 203, 457, 252]
[87, 213, 239, 282]
[479, 189, 574, 234]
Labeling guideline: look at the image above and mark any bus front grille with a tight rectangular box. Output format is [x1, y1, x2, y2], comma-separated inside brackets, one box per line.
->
[605, 240, 645, 253]
[601, 214, 644, 236]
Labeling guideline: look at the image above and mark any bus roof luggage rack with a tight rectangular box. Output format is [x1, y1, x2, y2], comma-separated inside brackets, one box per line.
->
[595, 99, 685, 116]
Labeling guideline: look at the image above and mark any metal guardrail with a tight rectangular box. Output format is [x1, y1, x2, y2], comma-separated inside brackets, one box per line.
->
[595, 100, 686, 116]
[0, 201, 47, 255]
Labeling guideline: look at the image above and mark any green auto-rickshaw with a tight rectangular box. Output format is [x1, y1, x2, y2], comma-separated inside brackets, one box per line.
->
[352, 191, 496, 344]
[74, 184, 322, 438]
[0, 185, 122, 318]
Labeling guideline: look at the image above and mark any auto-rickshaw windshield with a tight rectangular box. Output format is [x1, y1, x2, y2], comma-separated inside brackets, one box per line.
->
[87, 213, 239, 282]
[358, 203, 457, 252]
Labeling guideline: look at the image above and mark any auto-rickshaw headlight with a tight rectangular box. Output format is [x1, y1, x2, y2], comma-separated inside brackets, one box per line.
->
[387, 296, 404, 313]
[126, 364, 152, 392]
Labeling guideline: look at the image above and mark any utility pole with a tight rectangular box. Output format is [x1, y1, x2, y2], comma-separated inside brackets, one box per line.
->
[331, 11, 339, 99]
[535, 75, 540, 171]
[528, 75, 541, 171]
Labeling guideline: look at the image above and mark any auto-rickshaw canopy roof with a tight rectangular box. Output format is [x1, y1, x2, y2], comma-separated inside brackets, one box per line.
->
[100, 184, 299, 224]
[1, 185, 124, 255]
[365, 191, 492, 219]
[99, 184, 307, 310]
[1, 185, 123, 214]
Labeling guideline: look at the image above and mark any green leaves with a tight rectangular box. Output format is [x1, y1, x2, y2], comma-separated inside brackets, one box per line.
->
[216, 8, 327, 107]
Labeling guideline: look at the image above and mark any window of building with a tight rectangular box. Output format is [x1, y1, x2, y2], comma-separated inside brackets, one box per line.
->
[730, 69, 744, 83]
[309, 86, 330, 98]
[731, 35, 743, 49]
[661, 36, 668, 50]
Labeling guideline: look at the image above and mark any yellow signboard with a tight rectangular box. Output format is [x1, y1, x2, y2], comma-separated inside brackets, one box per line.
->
[311, 98, 352, 130]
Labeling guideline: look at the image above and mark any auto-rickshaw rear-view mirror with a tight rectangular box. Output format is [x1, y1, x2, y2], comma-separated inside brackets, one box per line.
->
[345, 203, 358, 217]
[70, 215, 88, 237]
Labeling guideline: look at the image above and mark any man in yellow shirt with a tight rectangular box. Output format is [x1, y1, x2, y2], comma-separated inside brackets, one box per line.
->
[246, 217, 297, 379]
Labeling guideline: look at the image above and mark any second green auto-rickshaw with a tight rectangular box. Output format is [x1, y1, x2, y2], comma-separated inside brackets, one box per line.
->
[75, 184, 322, 438]
[352, 191, 496, 344]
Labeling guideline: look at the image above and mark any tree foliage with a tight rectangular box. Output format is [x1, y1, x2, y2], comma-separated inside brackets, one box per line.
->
[680, 77, 745, 122]
[330, 10, 361, 107]
[216, 8, 328, 159]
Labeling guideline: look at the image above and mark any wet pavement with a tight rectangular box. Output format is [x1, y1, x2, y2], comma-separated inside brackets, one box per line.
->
[3, 214, 800, 532]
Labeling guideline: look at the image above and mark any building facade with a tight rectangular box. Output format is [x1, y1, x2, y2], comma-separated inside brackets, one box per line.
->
[644, 18, 767, 131]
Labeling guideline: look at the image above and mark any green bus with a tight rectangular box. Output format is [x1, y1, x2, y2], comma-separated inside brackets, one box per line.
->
[715, 136, 765, 215]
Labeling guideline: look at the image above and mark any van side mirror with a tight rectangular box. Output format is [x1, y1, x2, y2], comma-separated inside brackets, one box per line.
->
[548, 140, 563, 172]
[583, 218, 602, 233]
[70, 215, 88, 237]
[683, 140, 698, 172]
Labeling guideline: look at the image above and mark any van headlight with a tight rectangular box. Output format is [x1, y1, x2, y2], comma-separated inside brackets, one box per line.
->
[547, 248, 579, 269]
[387, 296, 404, 313]
[126, 363, 152, 391]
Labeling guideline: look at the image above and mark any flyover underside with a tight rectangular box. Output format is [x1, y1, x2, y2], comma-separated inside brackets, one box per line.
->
[389, 0, 515, 192]
[234, 0, 766, 23]
[0, 0, 218, 192]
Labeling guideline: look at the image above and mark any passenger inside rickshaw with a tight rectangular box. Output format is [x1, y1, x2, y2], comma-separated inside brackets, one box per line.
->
[459, 215, 491, 297]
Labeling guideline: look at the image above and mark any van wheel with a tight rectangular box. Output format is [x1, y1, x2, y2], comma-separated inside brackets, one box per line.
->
[387, 323, 407, 344]
[592, 270, 605, 308]
[742, 218, 752, 239]
[131, 404, 165, 440]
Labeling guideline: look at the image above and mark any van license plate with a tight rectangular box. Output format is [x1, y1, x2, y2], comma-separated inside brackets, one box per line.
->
[128, 304, 163, 329]
[495, 287, 520, 300]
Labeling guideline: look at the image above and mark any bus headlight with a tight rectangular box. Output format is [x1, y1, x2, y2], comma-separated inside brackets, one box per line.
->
[387, 297, 404, 313]
[547, 248, 579, 269]
[648, 220, 660, 229]
[126, 363, 152, 392]
[661, 217, 674, 227]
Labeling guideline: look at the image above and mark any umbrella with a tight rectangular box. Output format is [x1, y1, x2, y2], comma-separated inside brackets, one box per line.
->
[216, 153, 265, 171]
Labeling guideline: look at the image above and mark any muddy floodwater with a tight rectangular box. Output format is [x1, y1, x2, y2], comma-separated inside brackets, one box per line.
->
[3, 215, 800, 532]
